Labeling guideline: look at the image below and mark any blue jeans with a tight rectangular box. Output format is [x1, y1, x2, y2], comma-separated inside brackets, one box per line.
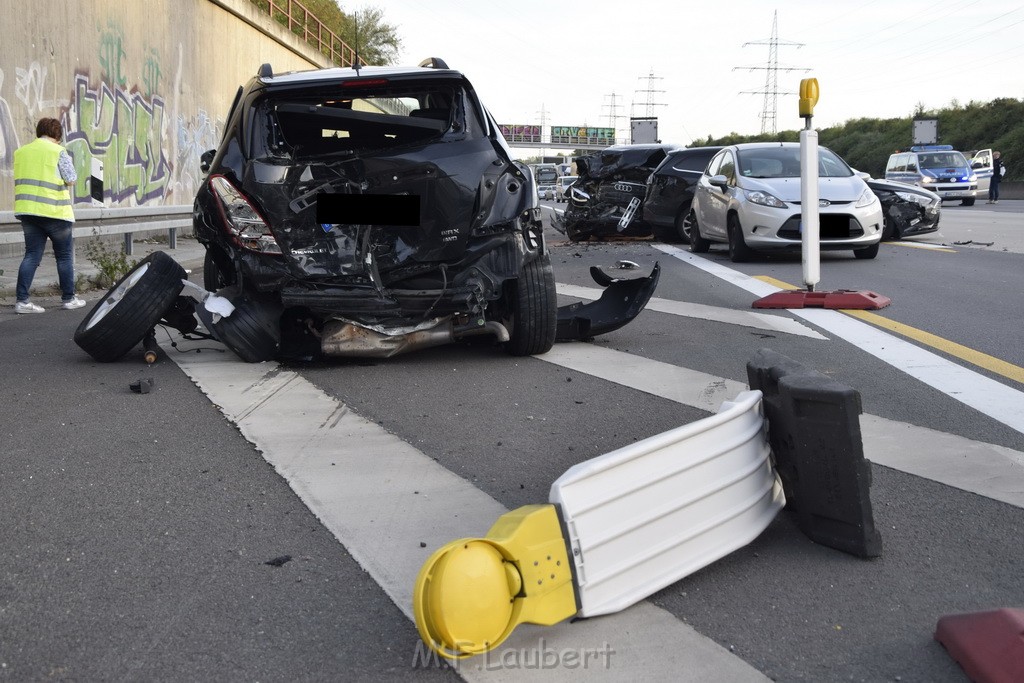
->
[16, 215, 76, 302]
[988, 179, 1000, 202]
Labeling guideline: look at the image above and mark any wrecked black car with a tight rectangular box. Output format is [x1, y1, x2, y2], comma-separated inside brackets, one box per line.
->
[559, 144, 677, 242]
[864, 177, 941, 241]
[642, 146, 722, 243]
[73, 60, 659, 364]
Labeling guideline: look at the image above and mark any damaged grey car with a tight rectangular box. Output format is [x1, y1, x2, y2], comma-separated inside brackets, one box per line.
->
[74, 60, 659, 363]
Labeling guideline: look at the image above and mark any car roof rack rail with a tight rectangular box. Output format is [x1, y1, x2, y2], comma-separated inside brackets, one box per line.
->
[258, 63, 273, 79]
[418, 57, 450, 69]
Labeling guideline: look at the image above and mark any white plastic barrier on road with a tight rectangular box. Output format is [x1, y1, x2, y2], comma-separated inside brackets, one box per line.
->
[413, 389, 786, 659]
[550, 389, 786, 617]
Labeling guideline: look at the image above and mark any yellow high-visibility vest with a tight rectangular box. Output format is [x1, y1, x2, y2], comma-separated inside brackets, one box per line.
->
[13, 138, 75, 222]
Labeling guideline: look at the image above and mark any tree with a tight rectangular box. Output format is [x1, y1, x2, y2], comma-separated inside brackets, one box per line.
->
[340, 6, 402, 66]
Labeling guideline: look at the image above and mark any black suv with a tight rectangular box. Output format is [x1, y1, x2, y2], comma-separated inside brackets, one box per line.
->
[190, 59, 559, 360]
[641, 146, 721, 243]
[73, 60, 660, 364]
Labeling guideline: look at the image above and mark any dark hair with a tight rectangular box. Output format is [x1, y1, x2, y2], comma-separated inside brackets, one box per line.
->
[35, 118, 63, 140]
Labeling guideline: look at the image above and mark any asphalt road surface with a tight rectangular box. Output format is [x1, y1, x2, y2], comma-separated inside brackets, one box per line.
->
[1, 201, 1022, 682]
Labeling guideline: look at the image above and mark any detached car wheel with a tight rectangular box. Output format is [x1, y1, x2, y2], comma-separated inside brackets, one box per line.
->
[212, 293, 282, 363]
[686, 210, 710, 253]
[503, 255, 557, 357]
[74, 251, 186, 362]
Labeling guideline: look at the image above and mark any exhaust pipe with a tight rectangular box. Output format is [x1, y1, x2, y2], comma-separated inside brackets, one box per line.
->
[321, 318, 509, 358]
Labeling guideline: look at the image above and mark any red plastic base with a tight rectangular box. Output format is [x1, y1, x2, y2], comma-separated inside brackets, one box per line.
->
[752, 289, 891, 310]
[934, 608, 1024, 683]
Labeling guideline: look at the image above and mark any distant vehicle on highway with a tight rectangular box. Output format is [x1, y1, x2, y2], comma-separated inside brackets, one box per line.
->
[642, 146, 722, 243]
[687, 142, 883, 261]
[863, 176, 941, 240]
[555, 175, 577, 203]
[884, 145, 977, 206]
[537, 184, 556, 201]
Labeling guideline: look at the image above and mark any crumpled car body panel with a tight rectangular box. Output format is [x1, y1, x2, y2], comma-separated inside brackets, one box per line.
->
[563, 144, 677, 241]
[864, 178, 940, 240]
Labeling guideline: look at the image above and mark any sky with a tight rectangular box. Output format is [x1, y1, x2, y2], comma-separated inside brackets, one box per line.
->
[362, 0, 1024, 157]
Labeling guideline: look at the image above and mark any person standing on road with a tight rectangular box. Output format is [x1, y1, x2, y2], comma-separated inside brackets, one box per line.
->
[987, 150, 1004, 204]
[12, 117, 85, 313]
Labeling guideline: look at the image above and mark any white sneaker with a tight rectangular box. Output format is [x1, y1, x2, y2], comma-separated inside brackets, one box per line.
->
[62, 297, 87, 310]
[14, 301, 45, 314]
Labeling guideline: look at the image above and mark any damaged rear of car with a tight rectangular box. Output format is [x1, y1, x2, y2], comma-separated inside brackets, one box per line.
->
[192, 60, 557, 361]
[74, 60, 662, 365]
[561, 144, 677, 242]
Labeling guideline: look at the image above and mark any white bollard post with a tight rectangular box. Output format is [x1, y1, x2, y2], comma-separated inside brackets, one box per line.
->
[800, 126, 819, 291]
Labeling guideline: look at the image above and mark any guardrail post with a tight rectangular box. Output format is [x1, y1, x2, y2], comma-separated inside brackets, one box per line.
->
[124, 233, 134, 256]
[168, 227, 177, 249]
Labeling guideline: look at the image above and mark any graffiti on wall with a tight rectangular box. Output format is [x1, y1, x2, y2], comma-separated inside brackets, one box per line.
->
[1, 18, 222, 206]
[65, 73, 172, 204]
[0, 68, 20, 173]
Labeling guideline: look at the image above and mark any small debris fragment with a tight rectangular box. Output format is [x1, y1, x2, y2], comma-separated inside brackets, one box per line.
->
[420, 542, 427, 548]
[264, 555, 292, 567]
[615, 259, 640, 269]
[129, 378, 155, 394]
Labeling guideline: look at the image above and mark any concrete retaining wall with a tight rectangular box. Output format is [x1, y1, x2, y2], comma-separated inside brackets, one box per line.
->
[0, 0, 331, 213]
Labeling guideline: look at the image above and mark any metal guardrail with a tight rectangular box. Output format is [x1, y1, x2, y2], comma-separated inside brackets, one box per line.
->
[0, 205, 193, 255]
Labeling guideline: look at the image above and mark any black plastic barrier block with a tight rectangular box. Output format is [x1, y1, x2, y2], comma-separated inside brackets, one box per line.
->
[747, 348, 882, 558]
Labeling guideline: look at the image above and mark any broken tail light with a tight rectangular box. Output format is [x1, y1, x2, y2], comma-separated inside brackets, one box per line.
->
[209, 175, 282, 254]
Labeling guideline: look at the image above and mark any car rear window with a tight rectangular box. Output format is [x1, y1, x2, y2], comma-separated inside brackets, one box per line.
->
[254, 83, 462, 159]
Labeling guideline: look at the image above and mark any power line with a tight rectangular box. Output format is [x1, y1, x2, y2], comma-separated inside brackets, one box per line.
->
[734, 10, 808, 134]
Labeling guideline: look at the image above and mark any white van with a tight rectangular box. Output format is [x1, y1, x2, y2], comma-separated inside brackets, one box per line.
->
[885, 145, 977, 206]
[555, 175, 578, 203]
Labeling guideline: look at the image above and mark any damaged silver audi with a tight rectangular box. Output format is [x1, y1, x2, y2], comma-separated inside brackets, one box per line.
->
[73, 59, 659, 363]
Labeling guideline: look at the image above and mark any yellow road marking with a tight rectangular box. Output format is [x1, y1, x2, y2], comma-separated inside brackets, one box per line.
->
[752, 276, 1024, 385]
[889, 242, 955, 252]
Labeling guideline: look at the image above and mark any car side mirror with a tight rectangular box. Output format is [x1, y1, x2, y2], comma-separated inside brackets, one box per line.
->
[200, 149, 216, 173]
[709, 174, 729, 188]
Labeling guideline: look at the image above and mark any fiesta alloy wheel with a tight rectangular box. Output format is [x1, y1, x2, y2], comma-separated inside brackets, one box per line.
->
[73, 251, 186, 362]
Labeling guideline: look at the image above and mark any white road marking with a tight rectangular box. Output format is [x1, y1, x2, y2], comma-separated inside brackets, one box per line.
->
[541, 343, 1024, 509]
[166, 340, 770, 682]
[653, 244, 1024, 437]
[557, 284, 827, 339]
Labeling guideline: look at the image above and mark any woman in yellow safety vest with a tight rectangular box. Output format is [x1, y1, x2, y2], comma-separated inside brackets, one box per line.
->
[12, 117, 85, 313]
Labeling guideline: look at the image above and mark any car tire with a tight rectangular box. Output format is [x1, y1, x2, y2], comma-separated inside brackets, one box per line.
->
[727, 215, 755, 263]
[674, 205, 692, 244]
[854, 243, 880, 260]
[212, 292, 282, 363]
[961, 198, 975, 206]
[881, 215, 900, 242]
[503, 255, 557, 357]
[686, 210, 710, 253]
[203, 246, 235, 291]
[74, 251, 186, 362]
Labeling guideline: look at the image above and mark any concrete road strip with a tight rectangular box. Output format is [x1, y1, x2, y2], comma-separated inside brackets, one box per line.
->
[166, 339, 770, 682]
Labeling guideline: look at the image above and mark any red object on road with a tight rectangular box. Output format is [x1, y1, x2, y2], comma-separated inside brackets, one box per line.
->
[752, 289, 891, 310]
[934, 608, 1024, 683]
